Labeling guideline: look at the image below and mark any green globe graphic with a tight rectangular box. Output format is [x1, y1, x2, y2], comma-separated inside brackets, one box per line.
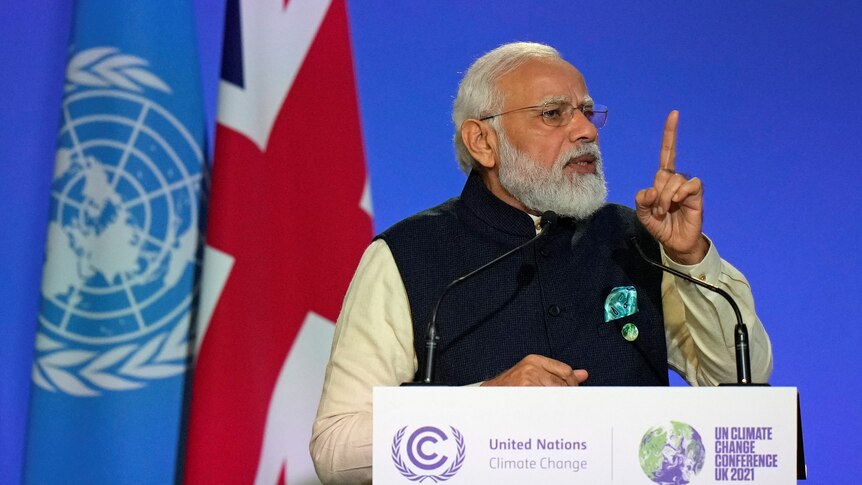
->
[639, 421, 705, 484]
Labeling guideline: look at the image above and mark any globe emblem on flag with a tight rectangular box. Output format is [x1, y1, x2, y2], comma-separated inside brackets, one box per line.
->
[638, 421, 706, 484]
[32, 47, 204, 397]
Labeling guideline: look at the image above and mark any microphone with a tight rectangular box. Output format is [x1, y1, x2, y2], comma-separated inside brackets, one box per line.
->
[406, 211, 558, 385]
[629, 236, 766, 385]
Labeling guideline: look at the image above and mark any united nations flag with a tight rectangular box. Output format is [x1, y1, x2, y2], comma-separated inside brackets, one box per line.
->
[24, 1, 206, 483]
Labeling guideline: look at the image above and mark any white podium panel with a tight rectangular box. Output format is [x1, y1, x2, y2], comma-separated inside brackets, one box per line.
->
[374, 387, 796, 484]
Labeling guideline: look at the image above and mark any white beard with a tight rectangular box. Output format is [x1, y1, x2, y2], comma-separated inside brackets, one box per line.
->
[496, 131, 608, 220]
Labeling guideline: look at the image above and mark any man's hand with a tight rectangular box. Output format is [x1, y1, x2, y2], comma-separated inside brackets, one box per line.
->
[635, 111, 709, 265]
[481, 354, 589, 386]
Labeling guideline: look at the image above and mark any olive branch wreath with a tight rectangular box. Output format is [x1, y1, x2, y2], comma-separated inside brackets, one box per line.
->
[65, 46, 170, 93]
[32, 315, 189, 397]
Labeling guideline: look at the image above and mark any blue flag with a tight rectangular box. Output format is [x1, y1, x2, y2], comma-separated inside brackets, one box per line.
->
[24, 1, 206, 483]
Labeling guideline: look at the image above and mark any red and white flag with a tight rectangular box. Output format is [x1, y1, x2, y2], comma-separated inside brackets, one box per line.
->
[184, 1, 372, 483]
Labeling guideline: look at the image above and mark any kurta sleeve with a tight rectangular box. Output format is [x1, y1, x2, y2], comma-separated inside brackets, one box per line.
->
[310, 239, 417, 484]
[662, 236, 773, 386]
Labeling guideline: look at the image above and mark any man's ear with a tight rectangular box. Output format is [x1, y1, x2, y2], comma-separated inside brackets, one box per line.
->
[460, 119, 498, 169]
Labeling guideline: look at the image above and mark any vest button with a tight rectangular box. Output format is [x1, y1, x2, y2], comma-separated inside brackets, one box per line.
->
[539, 246, 551, 257]
[547, 304, 561, 317]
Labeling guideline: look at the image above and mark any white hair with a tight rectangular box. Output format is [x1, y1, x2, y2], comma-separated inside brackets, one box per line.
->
[452, 42, 562, 173]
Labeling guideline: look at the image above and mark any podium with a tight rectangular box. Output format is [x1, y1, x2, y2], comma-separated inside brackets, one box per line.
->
[374, 387, 799, 484]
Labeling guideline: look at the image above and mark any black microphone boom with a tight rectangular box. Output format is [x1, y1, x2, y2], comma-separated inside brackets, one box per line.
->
[411, 211, 559, 385]
[629, 236, 765, 385]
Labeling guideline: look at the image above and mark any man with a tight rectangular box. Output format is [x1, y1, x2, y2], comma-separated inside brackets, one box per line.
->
[310, 42, 772, 484]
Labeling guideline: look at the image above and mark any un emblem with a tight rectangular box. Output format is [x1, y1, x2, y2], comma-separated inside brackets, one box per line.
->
[33, 47, 205, 397]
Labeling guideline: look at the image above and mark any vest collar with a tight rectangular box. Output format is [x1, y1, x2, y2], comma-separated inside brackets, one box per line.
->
[460, 171, 538, 238]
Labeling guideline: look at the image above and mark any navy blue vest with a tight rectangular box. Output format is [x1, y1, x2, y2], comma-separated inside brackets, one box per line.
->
[377, 173, 669, 386]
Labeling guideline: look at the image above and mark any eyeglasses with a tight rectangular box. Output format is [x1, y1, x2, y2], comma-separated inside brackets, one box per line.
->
[479, 101, 608, 129]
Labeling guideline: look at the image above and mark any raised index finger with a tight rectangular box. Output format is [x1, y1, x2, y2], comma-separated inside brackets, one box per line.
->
[660, 110, 679, 172]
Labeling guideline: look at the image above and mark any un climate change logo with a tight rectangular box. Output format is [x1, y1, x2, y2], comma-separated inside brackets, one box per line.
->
[33, 47, 204, 397]
[391, 425, 466, 483]
[639, 421, 706, 485]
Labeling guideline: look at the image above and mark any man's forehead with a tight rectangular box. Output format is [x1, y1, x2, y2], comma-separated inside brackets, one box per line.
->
[497, 58, 589, 106]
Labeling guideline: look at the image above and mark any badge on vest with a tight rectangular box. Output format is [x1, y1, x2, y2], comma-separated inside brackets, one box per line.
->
[604, 286, 639, 341]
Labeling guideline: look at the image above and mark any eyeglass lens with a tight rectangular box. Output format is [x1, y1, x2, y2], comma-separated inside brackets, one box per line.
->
[542, 103, 607, 129]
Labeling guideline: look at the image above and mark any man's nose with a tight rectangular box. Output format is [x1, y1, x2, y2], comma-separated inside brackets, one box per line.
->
[566, 109, 598, 144]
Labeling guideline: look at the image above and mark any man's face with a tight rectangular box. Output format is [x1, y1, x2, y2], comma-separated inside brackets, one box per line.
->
[491, 58, 607, 219]
[494, 58, 599, 173]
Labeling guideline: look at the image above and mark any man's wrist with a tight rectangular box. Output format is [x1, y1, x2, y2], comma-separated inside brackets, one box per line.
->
[665, 235, 710, 265]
